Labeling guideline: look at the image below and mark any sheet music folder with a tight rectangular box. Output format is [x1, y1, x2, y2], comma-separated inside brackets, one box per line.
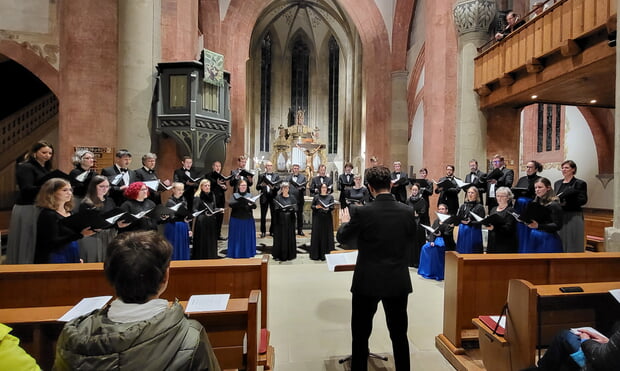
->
[478, 315, 506, 336]
[327, 250, 358, 272]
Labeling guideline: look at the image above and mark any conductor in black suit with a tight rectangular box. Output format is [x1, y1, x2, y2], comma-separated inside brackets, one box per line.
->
[100, 149, 137, 206]
[256, 161, 280, 237]
[337, 166, 416, 371]
[287, 164, 307, 236]
[486, 155, 514, 209]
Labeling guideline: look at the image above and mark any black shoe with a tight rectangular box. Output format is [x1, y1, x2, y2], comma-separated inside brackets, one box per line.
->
[260, 233, 266, 238]
[297, 232, 305, 236]
[218, 236, 228, 241]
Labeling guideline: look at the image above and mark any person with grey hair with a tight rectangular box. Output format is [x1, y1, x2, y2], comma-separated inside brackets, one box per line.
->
[69, 150, 96, 204]
[101, 149, 136, 206]
[485, 186, 518, 253]
[135, 152, 171, 205]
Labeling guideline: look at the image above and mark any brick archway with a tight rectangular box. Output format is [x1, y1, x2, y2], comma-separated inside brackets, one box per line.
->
[0, 40, 59, 96]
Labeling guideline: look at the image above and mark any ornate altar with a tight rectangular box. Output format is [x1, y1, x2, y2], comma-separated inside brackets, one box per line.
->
[271, 108, 326, 179]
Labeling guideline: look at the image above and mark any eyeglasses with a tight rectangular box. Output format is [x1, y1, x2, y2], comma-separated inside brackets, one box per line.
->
[492, 160, 501, 164]
[140, 188, 148, 191]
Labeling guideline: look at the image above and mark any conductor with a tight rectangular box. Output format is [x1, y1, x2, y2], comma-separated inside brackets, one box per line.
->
[336, 166, 416, 371]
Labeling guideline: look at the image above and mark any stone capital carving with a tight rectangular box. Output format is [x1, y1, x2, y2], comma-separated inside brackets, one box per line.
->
[453, 0, 497, 36]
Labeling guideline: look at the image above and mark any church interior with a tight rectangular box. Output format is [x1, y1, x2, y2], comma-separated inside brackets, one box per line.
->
[1, 0, 620, 370]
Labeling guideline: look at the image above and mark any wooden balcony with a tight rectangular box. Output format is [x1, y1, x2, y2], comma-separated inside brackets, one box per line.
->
[475, 0, 617, 110]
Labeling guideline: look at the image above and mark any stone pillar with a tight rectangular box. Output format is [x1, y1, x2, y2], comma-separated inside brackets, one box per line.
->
[452, 0, 496, 175]
[58, 0, 118, 170]
[117, 0, 161, 155]
[423, 1, 457, 181]
[390, 71, 409, 168]
[604, 0, 620, 252]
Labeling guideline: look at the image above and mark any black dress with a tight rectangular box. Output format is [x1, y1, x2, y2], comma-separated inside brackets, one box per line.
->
[69, 167, 96, 199]
[310, 194, 335, 260]
[34, 208, 82, 264]
[192, 192, 219, 259]
[118, 199, 158, 233]
[272, 194, 297, 261]
[407, 195, 428, 267]
[486, 206, 518, 253]
[7, 158, 50, 264]
[78, 197, 117, 262]
[345, 186, 370, 207]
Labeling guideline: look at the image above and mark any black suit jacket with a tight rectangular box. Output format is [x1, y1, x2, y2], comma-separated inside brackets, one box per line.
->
[486, 167, 514, 204]
[310, 175, 333, 195]
[135, 167, 162, 204]
[100, 165, 137, 206]
[286, 173, 307, 203]
[256, 173, 281, 204]
[337, 193, 416, 297]
[464, 170, 486, 197]
[390, 172, 409, 203]
[206, 171, 228, 208]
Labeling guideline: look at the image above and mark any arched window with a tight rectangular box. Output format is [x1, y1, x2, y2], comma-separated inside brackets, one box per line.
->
[328, 36, 339, 154]
[260, 32, 272, 152]
[291, 37, 309, 122]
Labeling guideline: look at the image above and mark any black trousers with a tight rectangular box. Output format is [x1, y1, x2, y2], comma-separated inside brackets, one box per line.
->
[260, 200, 275, 234]
[295, 198, 304, 232]
[351, 293, 410, 371]
[215, 193, 225, 237]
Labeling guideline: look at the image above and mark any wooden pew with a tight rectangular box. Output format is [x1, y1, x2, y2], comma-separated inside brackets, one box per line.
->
[583, 208, 613, 251]
[0, 290, 262, 371]
[0, 209, 10, 253]
[436, 251, 620, 366]
[475, 280, 620, 371]
[0, 257, 273, 370]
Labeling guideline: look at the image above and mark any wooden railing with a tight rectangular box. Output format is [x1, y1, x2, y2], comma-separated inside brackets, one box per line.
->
[0, 93, 58, 154]
[475, 0, 616, 91]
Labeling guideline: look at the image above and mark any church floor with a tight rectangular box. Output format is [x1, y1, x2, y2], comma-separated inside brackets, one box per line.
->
[219, 216, 455, 370]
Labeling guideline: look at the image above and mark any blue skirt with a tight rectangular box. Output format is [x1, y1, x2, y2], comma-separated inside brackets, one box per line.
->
[418, 237, 446, 281]
[529, 229, 563, 253]
[49, 241, 80, 263]
[164, 222, 190, 260]
[227, 217, 257, 258]
[456, 224, 483, 254]
[515, 197, 533, 253]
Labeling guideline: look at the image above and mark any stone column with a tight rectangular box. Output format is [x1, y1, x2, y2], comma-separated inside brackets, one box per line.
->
[117, 0, 161, 155]
[58, 0, 118, 170]
[390, 70, 409, 169]
[604, 0, 620, 251]
[452, 0, 496, 175]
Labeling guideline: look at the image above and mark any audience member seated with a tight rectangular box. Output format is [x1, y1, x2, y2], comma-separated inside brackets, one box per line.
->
[0, 323, 40, 370]
[525, 325, 620, 371]
[495, 12, 525, 41]
[54, 231, 221, 370]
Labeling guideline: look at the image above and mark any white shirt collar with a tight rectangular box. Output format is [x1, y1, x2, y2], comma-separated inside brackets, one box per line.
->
[107, 298, 168, 323]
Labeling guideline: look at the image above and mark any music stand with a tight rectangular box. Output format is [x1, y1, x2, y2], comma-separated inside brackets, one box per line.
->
[333, 261, 389, 365]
